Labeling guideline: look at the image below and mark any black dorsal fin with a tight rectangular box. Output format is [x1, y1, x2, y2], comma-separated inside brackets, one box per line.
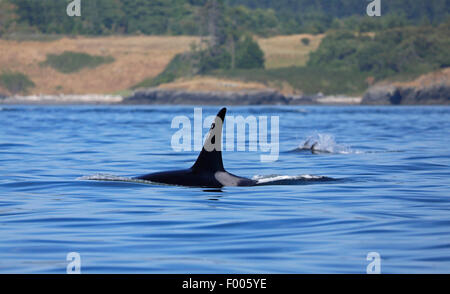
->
[191, 107, 226, 172]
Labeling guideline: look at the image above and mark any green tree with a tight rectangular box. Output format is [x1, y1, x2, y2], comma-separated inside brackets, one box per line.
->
[235, 35, 265, 69]
[308, 24, 450, 79]
[0, 0, 17, 36]
[0, 71, 35, 94]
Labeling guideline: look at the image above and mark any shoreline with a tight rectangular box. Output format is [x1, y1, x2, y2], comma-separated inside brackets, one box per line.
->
[1, 85, 448, 106]
[0, 90, 362, 106]
[0, 94, 123, 105]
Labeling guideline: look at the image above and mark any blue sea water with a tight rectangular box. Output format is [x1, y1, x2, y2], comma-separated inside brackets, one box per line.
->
[0, 105, 449, 273]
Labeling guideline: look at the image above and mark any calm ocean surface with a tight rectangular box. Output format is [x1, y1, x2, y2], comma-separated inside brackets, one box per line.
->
[0, 105, 449, 273]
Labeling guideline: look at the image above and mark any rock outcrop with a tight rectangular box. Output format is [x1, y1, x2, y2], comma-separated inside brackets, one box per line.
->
[362, 84, 450, 105]
[362, 68, 450, 105]
[123, 88, 321, 105]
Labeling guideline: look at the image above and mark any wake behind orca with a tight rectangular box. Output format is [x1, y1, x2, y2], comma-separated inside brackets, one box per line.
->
[135, 108, 257, 188]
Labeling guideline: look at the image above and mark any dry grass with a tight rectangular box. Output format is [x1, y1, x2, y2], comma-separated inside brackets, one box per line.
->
[158, 76, 270, 92]
[393, 68, 450, 88]
[154, 34, 326, 93]
[257, 34, 324, 69]
[0, 34, 324, 95]
[0, 35, 198, 95]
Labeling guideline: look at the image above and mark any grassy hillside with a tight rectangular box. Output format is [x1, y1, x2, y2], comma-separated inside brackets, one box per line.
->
[209, 67, 371, 96]
[133, 33, 322, 90]
[1, 26, 447, 97]
[0, 34, 319, 95]
[257, 34, 323, 68]
[0, 35, 198, 95]
[133, 22, 450, 96]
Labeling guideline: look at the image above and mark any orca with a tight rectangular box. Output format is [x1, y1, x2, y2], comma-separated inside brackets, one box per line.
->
[297, 140, 331, 154]
[135, 107, 257, 188]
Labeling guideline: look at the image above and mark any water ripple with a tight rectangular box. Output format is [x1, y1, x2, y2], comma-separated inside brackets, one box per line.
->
[0, 105, 449, 273]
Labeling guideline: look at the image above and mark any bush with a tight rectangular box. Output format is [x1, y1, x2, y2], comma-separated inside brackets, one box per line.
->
[198, 49, 232, 73]
[212, 67, 371, 95]
[40, 51, 115, 73]
[0, 71, 35, 94]
[197, 36, 265, 72]
[301, 37, 310, 46]
[307, 24, 450, 79]
[235, 36, 265, 69]
[133, 52, 198, 88]
[134, 34, 266, 88]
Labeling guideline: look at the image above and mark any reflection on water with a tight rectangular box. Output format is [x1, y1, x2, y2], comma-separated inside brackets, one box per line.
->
[0, 105, 450, 273]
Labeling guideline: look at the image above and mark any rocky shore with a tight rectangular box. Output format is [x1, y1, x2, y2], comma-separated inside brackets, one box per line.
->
[0, 90, 361, 105]
[3, 68, 449, 105]
[1, 83, 447, 105]
[362, 84, 450, 105]
[122, 88, 361, 105]
[362, 68, 450, 105]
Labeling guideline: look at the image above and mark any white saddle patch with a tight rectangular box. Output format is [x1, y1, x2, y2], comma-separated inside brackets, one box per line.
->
[214, 171, 241, 187]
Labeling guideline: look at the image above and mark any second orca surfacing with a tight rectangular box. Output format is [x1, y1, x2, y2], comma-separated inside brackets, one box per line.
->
[135, 107, 257, 188]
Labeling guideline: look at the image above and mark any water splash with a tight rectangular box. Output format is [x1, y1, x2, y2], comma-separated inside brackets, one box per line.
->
[295, 133, 357, 154]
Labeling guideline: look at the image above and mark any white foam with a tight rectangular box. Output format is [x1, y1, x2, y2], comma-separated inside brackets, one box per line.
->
[252, 174, 327, 184]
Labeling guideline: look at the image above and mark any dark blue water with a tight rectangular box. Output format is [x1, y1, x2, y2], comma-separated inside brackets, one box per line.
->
[1, 105, 449, 273]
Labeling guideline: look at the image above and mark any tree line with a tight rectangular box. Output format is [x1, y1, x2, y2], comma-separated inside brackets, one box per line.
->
[1, 0, 448, 36]
[308, 21, 450, 79]
[1, 0, 279, 36]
